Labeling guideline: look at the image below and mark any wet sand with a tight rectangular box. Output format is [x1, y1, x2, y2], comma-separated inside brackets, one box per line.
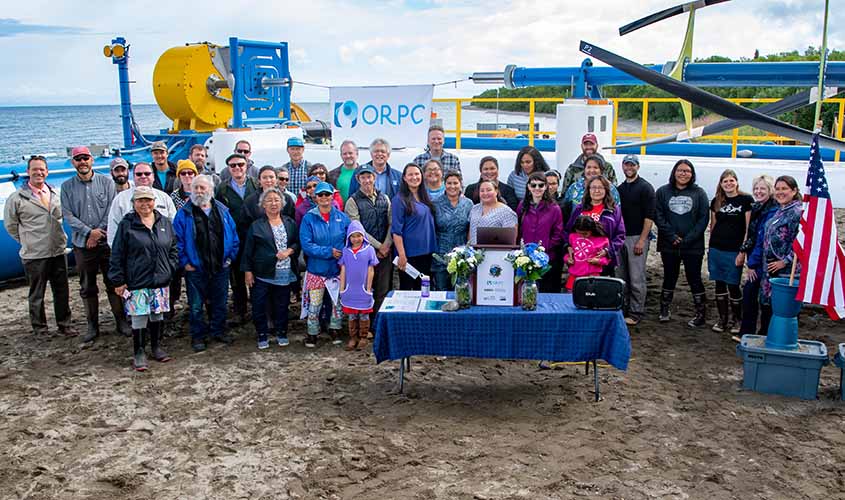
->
[2, 218, 845, 500]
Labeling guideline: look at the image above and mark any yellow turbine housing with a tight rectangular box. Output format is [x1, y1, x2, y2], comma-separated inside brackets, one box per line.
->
[153, 43, 233, 132]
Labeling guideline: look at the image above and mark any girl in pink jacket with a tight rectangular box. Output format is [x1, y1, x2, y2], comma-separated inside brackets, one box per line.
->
[564, 215, 610, 291]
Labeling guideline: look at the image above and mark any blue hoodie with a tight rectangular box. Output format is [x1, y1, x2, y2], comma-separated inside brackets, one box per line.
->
[300, 205, 350, 277]
[339, 220, 379, 310]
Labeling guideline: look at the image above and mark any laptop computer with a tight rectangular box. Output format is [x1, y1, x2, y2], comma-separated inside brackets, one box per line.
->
[476, 226, 518, 246]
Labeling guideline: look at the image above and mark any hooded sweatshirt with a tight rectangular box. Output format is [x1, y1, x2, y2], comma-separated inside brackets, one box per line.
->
[338, 220, 379, 311]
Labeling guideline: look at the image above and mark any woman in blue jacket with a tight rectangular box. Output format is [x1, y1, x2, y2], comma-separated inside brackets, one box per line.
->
[300, 182, 351, 347]
[738, 175, 777, 336]
[392, 163, 437, 290]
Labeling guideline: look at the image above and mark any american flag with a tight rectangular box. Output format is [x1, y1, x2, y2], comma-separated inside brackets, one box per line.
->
[793, 132, 845, 320]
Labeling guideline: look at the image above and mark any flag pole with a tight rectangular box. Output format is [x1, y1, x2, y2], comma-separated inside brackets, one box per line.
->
[792, 0, 830, 287]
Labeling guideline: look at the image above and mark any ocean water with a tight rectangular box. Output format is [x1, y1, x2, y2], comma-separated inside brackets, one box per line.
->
[0, 102, 557, 165]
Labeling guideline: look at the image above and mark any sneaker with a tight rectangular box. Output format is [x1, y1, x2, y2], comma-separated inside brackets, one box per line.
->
[304, 335, 317, 348]
[192, 342, 207, 353]
[330, 330, 342, 345]
[257, 339, 270, 350]
[277, 336, 290, 347]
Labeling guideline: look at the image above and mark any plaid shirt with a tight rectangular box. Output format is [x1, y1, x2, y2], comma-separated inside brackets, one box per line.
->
[282, 159, 311, 195]
[413, 149, 461, 174]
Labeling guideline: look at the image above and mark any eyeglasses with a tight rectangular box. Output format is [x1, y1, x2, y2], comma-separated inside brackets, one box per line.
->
[316, 192, 332, 197]
[73, 155, 91, 161]
[529, 182, 546, 188]
[228, 162, 247, 168]
[179, 171, 196, 177]
[306, 183, 317, 190]
[236, 149, 251, 154]
[279, 177, 290, 182]
[135, 171, 152, 177]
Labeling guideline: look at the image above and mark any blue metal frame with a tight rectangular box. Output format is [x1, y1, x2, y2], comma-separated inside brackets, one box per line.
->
[109, 36, 134, 149]
[229, 37, 292, 128]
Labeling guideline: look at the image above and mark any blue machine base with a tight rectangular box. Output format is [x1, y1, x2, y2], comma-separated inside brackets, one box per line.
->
[736, 335, 829, 400]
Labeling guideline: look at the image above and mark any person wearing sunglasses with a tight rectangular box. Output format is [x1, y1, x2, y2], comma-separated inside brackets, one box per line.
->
[300, 182, 350, 347]
[107, 161, 177, 247]
[61, 146, 128, 342]
[215, 153, 259, 326]
[517, 172, 564, 293]
[219, 140, 259, 184]
[295, 175, 322, 226]
[297, 163, 343, 211]
[4, 155, 78, 338]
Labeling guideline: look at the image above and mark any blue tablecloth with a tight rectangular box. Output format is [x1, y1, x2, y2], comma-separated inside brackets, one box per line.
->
[374, 293, 631, 370]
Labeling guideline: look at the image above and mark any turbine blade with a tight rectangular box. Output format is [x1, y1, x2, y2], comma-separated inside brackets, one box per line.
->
[619, 0, 731, 36]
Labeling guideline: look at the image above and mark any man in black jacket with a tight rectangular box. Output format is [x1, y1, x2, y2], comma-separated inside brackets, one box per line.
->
[150, 141, 178, 193]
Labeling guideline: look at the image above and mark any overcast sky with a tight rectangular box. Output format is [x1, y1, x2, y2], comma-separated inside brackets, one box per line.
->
[0, 0, 841, 106]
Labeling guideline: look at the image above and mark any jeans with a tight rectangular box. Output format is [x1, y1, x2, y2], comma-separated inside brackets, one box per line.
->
[22, 254, 72, 333]
[251, 279, 291, 341]
[616, 236, 650, 316]
[185, 268, 229, 342]
[660, 251, 705, 295]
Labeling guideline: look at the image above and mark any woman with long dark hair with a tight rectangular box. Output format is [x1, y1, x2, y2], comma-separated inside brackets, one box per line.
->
[507, 146, 550, 199]
[564, 176, 625, 277]
[468, 180, 518, 245]
[757, 175, 803, 334]
[518, 172, 564, 292]
[654, 159, 710, 328]
[707, 169, 753, 334]
[392, 163, 437, 290]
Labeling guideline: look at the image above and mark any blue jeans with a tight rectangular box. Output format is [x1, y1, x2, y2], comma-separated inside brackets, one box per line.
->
[185, 268, 229, 342]
[251, 279, 291, 342]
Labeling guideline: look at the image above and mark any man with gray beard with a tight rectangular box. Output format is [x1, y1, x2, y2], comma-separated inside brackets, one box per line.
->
[172, 175, 240, 352]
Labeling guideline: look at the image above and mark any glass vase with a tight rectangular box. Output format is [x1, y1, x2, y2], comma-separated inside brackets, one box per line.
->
[521, 279, 538, 311]
[455, 276, 472, 309]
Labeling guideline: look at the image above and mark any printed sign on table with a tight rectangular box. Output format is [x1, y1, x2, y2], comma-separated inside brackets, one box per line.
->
[474, 249, 516, 306]
[330, 85, 434, 149]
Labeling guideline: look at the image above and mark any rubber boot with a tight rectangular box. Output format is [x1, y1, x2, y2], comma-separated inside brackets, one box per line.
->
[687, 293, 707, 328]
[108, 292, 132, 337]
[148, 321, 171, 362]
[357, 318, 371, 350]
[759, 304, 773, 336]
[132, 329, 148, 372]
[659, 289, 674, 323]
[345, 317, 359, 351]
[712, 293, 729, 332]
[81, 297, 99, 343]
[729, 298, 743, 334]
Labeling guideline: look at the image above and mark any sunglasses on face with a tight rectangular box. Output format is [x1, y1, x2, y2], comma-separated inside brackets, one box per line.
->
[529, 182, 546, 188]
[316, 192, 332, 197]
[228, 162, 247, 168]
[135, 171, 153, 177]
[179, 171, 196, 177]
[279, 177, 289, 182]
[73, 155, 92, 161]
[236, 149, 250, 154]
[306, 183, 317, 190]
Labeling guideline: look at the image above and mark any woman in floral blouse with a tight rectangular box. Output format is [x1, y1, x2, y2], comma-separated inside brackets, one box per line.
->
[758, 175, 802, 334]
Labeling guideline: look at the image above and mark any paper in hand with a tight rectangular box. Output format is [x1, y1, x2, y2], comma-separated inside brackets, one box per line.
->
[392, 256, 421, 279]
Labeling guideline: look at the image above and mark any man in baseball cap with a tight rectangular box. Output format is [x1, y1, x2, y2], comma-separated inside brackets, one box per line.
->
[110, 157, 131, 193]
[150, 141, 177, 194]
[281, 135, 311, 195]
[562, 133, 618, 192]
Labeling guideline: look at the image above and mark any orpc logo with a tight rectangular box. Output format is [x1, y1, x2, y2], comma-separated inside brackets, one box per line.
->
[334, 100, 426, 128]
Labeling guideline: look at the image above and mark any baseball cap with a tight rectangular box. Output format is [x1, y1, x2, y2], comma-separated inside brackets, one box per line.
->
[622, 154, 640, 165]
[71, 146, 92, 158]
[356, 164, 376, 177]
[150, 141, 168, 152]
[581, 133, 598, 145]
[287, 136, 305, 148]
[176, 159, 198, 176]
[314, 182, 334, 195]
[110, 157, 129, 170]
[132, 185, 156, 201]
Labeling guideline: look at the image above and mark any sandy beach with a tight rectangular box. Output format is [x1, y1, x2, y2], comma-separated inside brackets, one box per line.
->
[2, 217, 845, 500]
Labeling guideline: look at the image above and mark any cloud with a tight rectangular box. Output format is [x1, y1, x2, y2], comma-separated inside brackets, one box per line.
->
[0, 18, 85, 37]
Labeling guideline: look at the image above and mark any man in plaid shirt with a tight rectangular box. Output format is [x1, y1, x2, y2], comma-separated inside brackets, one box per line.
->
[413, 125, 461, 174]
[281, 136, 311, 195]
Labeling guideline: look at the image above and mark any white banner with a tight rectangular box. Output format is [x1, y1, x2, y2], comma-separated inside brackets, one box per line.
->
[330, 84, 433, 149]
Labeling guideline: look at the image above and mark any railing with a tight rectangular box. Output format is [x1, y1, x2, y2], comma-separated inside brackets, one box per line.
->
[433, 96, 845, 161]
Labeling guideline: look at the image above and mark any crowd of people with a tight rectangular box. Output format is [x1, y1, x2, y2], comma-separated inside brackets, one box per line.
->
[3, 126, 804, 371]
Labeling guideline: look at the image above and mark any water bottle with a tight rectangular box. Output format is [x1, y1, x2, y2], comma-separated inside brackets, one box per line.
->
[420, 274, 430, 298]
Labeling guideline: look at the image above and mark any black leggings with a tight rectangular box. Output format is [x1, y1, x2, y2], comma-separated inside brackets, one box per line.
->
[661, 252, 705, 294]
[399, 254, 433, 291]
[714, 280, 742, 299]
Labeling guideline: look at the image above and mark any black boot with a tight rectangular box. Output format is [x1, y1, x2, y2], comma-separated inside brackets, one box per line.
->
[108, 291, 132, 337]
[759, 304, 773, 336]
[688, 293, 707, 328]
[148, 321, 172, 362]
[729, 298, 743, 334]
[659, 289, 674, 322]
[132, 329, 148, 372]
[81, 297, 100, 343]
[712, 293, 729, 332]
